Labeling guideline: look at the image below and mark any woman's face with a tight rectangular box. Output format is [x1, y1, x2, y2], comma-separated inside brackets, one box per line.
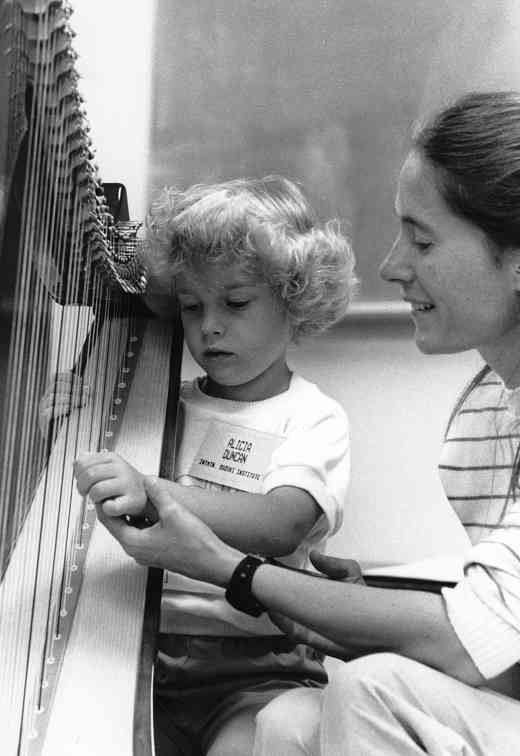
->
[379, 150, 520, 370]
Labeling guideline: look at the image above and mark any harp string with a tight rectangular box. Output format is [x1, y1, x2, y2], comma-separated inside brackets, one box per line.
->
[13, 6, 56, 550]
[0, 2, 147, 751]
[2, 2, 77, 732]
[6, 2, 66, 573]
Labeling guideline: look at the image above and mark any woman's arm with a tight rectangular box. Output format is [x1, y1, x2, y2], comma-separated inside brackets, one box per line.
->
[98, 475, 485, 686]
[251, 561, 484, 685]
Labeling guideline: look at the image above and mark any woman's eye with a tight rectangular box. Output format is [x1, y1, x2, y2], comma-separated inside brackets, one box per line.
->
[413, 239, 432, 251]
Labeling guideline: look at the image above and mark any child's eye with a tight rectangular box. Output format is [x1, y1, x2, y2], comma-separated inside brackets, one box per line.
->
[227, 300, 250, 310]
[179, 302, 200, 312]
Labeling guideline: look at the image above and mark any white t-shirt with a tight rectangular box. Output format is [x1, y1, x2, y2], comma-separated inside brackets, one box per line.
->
[160, 373, 350, 636]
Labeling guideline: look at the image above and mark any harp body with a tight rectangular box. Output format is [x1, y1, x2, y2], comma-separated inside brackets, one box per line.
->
[0, 2, 180, 753]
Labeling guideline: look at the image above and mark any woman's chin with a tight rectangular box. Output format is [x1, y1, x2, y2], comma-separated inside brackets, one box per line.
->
[413, 329, 442, 355]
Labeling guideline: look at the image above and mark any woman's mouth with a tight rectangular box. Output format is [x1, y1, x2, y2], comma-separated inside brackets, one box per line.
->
[409, 301, 435, 313]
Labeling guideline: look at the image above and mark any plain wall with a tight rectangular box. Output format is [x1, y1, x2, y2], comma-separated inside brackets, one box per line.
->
[149, 0, 520, 304]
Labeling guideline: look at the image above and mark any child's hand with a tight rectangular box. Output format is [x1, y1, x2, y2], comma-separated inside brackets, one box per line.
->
[39, 372, 90, 436]
[73, 450, 147, 517]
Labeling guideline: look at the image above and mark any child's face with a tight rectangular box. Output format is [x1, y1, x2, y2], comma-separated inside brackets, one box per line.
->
[176, 264, 292, 401]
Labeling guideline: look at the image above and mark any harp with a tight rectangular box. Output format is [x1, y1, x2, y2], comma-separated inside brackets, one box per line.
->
[0, 2, 182, 753]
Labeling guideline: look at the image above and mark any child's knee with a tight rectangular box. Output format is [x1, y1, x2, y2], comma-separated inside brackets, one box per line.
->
[327, 652, 426, 704]
[328, 653, 409, 701]
[254, 688, 322, 751]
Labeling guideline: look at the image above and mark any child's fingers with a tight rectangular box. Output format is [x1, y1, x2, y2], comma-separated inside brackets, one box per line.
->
[77, 476, 120, 503]
[73, 450, 116, 476]
[38, 373, 91, 436]
[102, 494, 144, 517]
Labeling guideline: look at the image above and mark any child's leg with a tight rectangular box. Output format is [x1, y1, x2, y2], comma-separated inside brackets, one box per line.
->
[203, 684, 322, 756]
[253, 687, 322, 756]
[321, 652, 520, 756]
[204, 703, 265, 756]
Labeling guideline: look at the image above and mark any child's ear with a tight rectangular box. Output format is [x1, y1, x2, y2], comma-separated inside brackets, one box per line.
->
[508, 248, 520, 292]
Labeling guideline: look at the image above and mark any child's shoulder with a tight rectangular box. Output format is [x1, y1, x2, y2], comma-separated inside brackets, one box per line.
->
[287, 374, 349, 423]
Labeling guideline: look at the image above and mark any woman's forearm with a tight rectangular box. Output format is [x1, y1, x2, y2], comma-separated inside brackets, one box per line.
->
[252, 564, 484, 684]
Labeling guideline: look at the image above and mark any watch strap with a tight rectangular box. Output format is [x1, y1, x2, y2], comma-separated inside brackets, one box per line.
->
[225, 555, 266, 617]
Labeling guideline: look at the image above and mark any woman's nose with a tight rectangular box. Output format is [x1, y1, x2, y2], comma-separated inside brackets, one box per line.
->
[379, 235, 414, 284]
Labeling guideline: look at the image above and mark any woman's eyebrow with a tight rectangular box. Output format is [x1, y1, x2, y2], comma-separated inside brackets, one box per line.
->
[399, 212, 435, 235]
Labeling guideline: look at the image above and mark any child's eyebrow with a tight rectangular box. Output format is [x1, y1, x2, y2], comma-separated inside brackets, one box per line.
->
[223, 282, 258, 291]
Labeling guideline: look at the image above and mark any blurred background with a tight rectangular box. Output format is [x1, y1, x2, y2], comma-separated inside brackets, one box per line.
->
[72, 0, 520, 563]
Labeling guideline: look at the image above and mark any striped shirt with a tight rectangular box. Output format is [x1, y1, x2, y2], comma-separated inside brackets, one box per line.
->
[439, 370, 520, 679]
[439, 372, 520, 543]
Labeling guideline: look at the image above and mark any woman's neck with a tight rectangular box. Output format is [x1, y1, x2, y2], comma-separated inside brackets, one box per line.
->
[479, 322, 520, 389]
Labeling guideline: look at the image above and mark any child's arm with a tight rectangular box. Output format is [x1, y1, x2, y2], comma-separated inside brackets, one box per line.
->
[74, 396, 349, 557]
[74, 450, 321, 556]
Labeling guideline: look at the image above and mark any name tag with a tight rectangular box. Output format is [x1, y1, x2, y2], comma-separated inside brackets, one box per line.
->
[188, 419, 285, 493]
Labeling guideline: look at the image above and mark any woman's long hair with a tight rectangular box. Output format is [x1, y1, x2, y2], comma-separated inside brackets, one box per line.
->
[417, 91, 520, 511]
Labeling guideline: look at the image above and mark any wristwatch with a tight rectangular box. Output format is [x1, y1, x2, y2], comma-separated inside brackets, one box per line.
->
[225, 555, 267, 617]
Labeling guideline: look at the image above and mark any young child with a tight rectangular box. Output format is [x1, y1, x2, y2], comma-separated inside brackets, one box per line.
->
[73, 175, 357, 756]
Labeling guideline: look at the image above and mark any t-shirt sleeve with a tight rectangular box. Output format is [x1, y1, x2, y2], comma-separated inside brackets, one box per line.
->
[261, 401, 350, 539]
[441, 500, 520, 678]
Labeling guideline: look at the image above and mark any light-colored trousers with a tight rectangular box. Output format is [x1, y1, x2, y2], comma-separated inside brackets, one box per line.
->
[253, 653, 520, 755]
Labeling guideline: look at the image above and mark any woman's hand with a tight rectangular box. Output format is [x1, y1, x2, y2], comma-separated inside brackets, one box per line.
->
[268, 610, 360, 661]
[74, 450, 147, 517]
[96, 475, 243, 585]
[267, 550, 365, 659]
[309, 551, 365, 583]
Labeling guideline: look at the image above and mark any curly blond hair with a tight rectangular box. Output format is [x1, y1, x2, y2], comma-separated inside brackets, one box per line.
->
[143, 175, 357, 338]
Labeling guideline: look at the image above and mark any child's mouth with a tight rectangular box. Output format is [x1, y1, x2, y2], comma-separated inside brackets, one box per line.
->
[204, 350, 233, 359]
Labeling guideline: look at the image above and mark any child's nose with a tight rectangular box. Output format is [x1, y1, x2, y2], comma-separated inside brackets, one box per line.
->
[379, 236, 414, 284]
[201, 309, 225, 337]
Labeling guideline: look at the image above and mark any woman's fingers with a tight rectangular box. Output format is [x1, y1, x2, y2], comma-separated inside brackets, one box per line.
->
[309, 550, 364, 582]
